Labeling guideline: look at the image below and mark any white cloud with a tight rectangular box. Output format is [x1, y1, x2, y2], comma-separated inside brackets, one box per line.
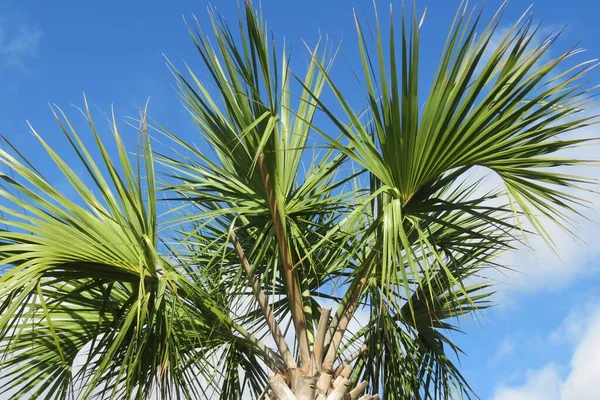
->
[0, 17, 42, 72]
[492, 308, 600, 400]
[493, 364, 562, 400]
[560, 312, 600, 400]
[548, 298, 598, 345]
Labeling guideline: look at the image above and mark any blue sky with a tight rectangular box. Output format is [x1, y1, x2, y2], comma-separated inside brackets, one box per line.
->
[1, 0, 600, 399]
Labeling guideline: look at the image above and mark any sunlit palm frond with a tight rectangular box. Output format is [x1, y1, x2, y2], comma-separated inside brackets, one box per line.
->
[0, 101, 278, 399]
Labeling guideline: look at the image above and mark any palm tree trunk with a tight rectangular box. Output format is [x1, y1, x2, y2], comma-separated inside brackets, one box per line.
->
[268, 370, 378, 400]
[265, 302, 378, 399]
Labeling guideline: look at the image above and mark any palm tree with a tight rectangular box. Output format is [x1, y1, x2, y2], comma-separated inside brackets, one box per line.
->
[0, 1, 596, 399]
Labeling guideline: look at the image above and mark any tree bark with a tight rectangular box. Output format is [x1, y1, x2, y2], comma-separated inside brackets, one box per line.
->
[229, 228, 296, 370]
[269, 374, 297, 400]
[258, 153, 312, 369]
[267, 369, 378, 400]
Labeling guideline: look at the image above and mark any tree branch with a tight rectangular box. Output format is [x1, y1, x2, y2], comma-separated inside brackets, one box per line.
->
[334, 344, 368, 376]
[326, 378, 351, 400]
[322, 269, 369, 372]
[314, 307, 331, 371]
[269, 374, 298, 400]
[229, 227, 297, 370]
[258, 152, 312, 369]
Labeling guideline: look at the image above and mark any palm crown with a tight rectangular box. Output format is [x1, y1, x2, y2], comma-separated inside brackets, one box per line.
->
[0, 2, 596, 399]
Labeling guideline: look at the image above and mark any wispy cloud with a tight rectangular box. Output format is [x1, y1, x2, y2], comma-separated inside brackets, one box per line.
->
[489, 336, 516, 365]
[492, 302, 600, 400]
[548, 297, 599, 345]
[0, 17, 42, 72]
